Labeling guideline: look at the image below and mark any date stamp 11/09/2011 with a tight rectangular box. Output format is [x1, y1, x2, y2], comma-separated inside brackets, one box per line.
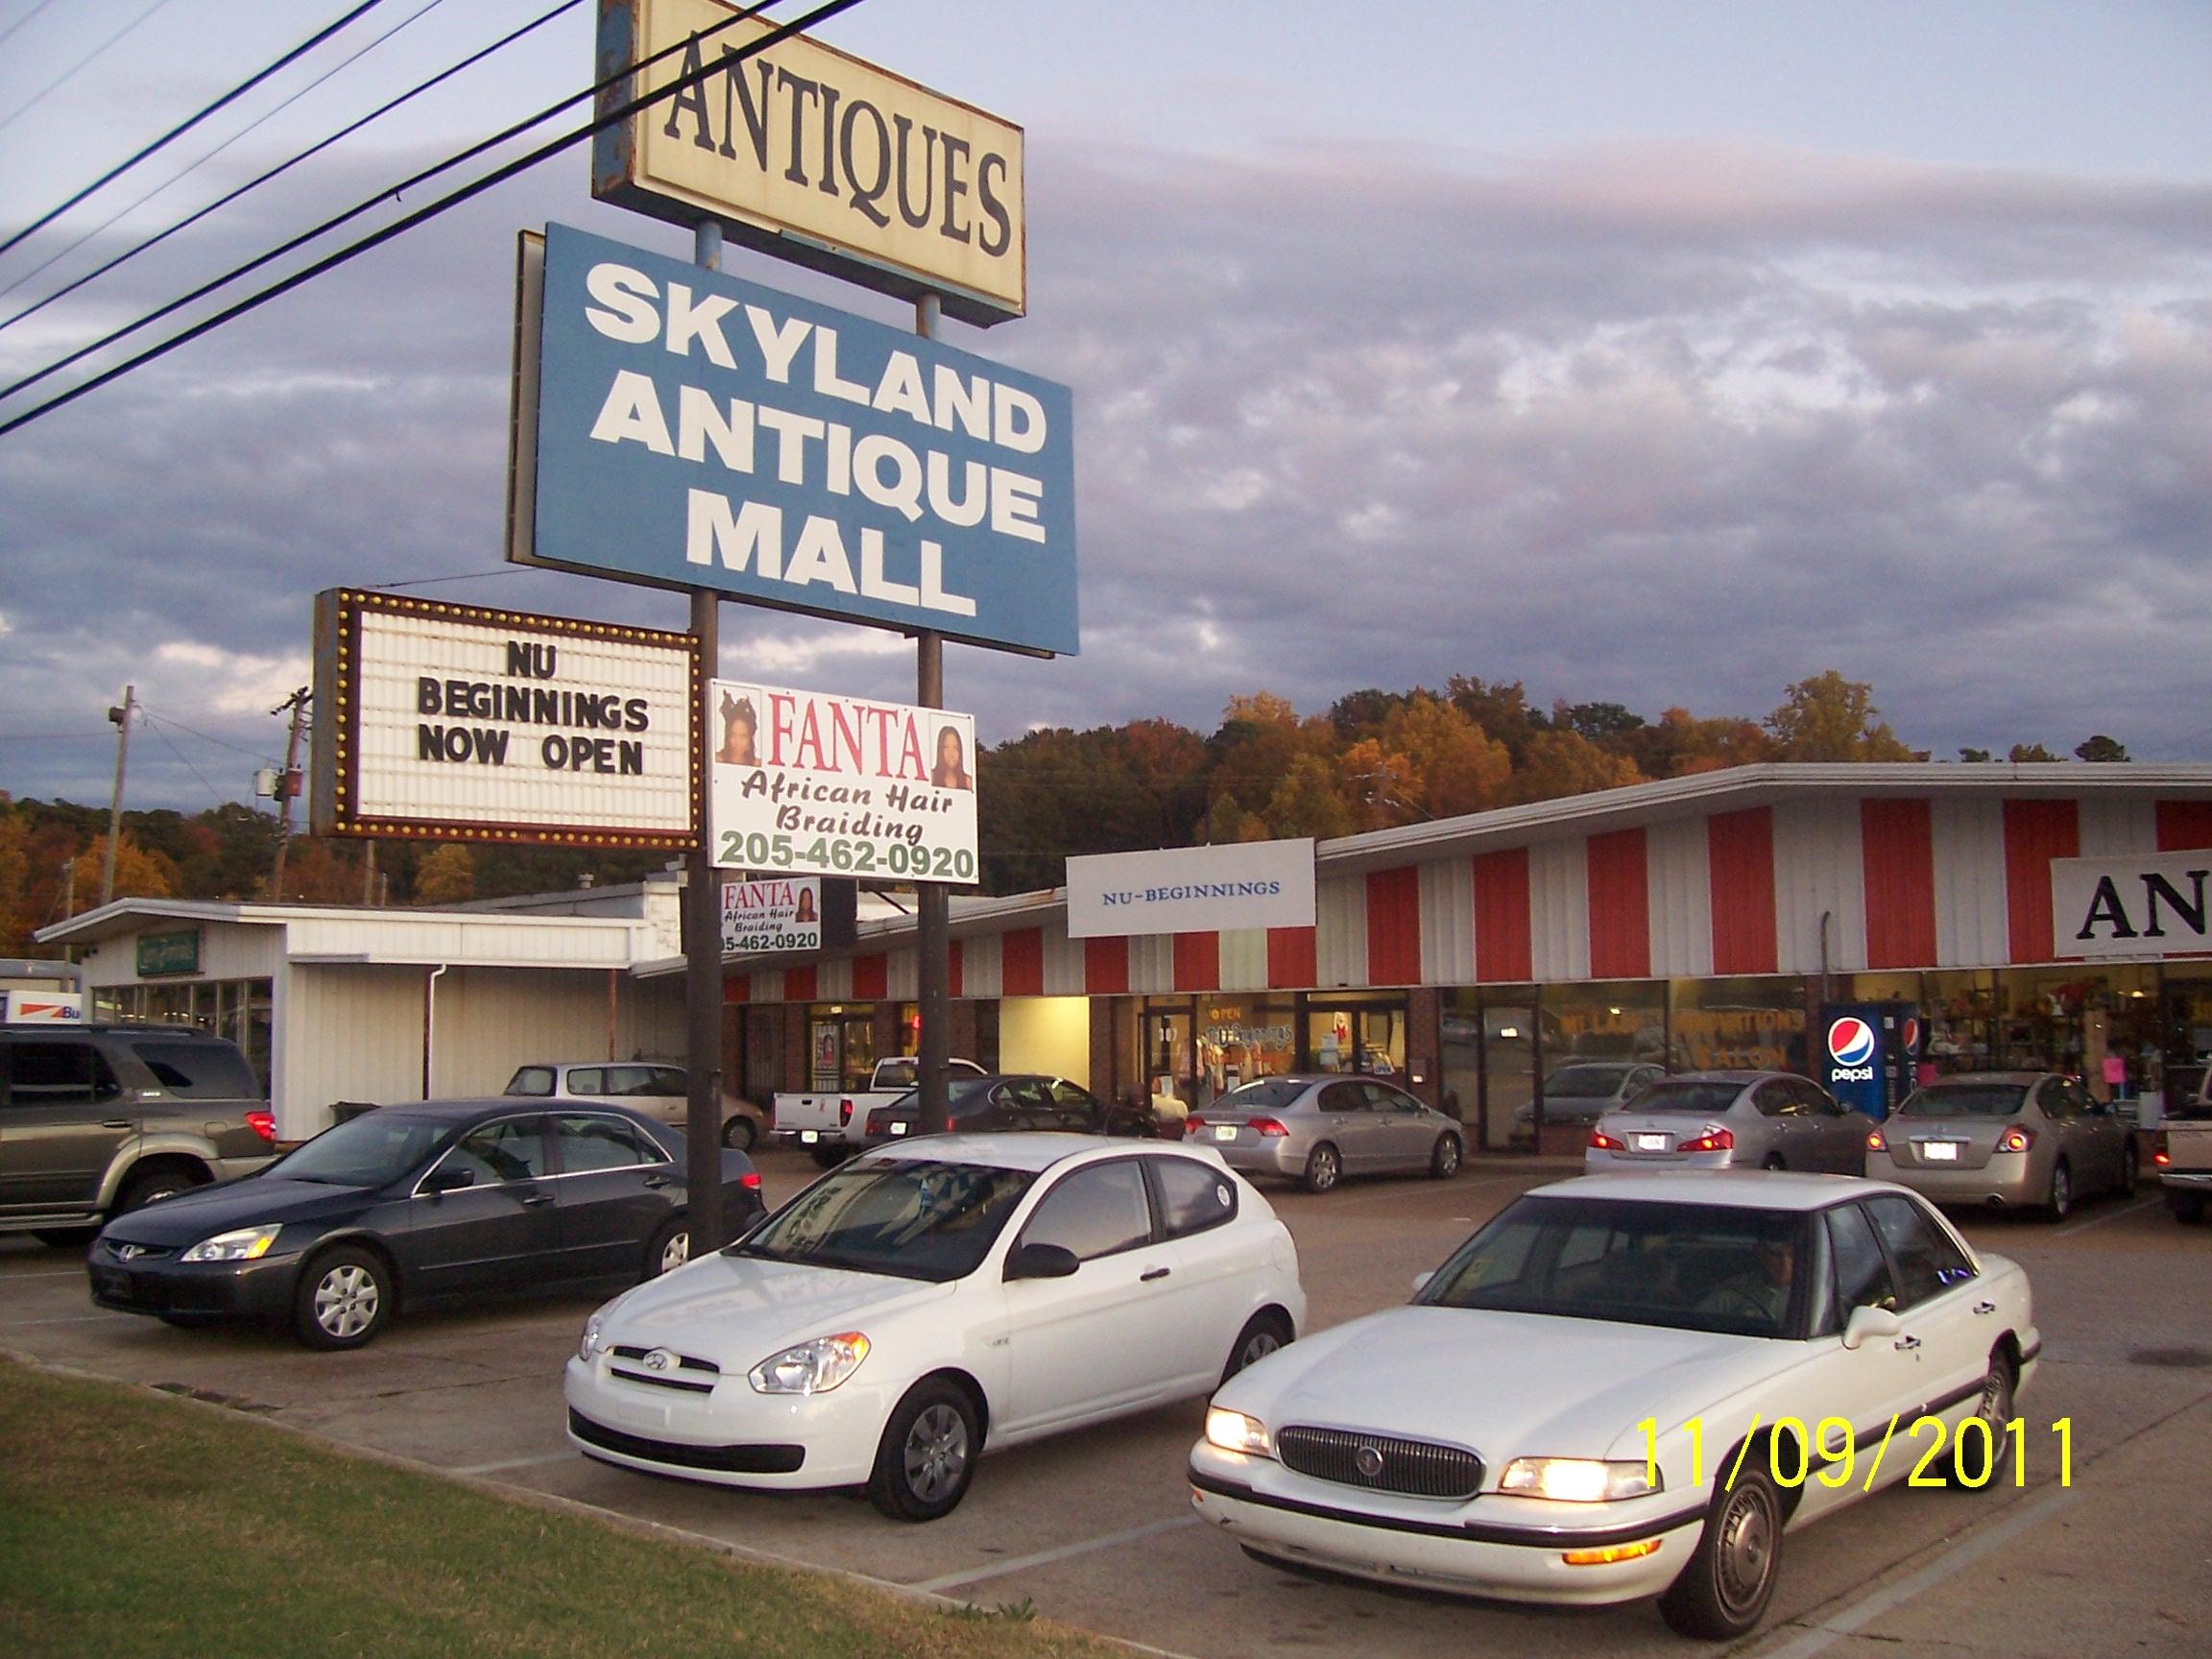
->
[1639, 1414, 2071, 1494]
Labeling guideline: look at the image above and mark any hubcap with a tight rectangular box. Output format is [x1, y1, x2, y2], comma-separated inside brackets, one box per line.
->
[1978, 1366, 2013, 1429]
[903, 1403, 969, 1502]
[2053, 1168, 2071, 1214]
[1312, 1152, 1337, 1190]
[1716, 1485, 1775, 1613]
[659, 1230, 690, 1273]
[1439, 1141, 1459, 1174]
[314, 1264, 379, 1338]
[1241, 1330, 1282, 1368]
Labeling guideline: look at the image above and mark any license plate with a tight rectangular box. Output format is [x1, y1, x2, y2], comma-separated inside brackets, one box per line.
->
[1214, 1125, 1238, 1142]
[890, 1122, 908, 1136]
[799, 1129, 818, 1143]
[1635, 1133, 1670, 1152]
[1921, 1141, 1960, 1162]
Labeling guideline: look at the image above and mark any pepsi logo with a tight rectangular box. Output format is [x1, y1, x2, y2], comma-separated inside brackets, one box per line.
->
[1900, 1017, 1920, 1054]
[1827, 1018, 1876, 1068]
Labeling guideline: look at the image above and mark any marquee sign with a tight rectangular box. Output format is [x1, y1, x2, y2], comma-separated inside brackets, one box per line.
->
[591, 0, 1025, 325]
[709, 678, 977, 884]
[310, 589, 701, 849]
[509, 225, 1075, 656]
[2054, 850, 2212, 959]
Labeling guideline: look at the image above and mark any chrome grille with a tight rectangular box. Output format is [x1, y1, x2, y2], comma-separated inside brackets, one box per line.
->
[609, 1344, 722, 1394]
[1276, 1425, 1482, 1500]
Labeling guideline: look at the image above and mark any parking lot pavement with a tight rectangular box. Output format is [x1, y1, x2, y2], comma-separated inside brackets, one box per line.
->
[5, 1153, 2210, 1657]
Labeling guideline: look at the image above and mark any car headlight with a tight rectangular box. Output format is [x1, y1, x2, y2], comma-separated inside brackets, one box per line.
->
[1499, 1457, 1660, 1503]
[578, 1312, 607, 1363]
[1204, 1407, 1273, 1458]
[180, 1224, 281, 1263]
[748, 1332, 871, 1395]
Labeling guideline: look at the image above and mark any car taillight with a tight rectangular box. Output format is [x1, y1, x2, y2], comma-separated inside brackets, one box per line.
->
[1866, 1127, 1887, 1153]
[1677, 1126, 1735, 1154]
[245, 1109, 276, 1142]
[839, 1098, 854, 1126]
[1589, 1127, 1625, 1151]
[740, 1170, 762, 1190]
[1246, 1117, 1289, 1138]
[1184, 1115, 1207, 1136]
[1997, 1126, 2035, 1154]
[2150, 1131, 2170, 1167]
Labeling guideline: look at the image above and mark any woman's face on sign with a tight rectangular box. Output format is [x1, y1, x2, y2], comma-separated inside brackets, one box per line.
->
[938, 728, 963, 769]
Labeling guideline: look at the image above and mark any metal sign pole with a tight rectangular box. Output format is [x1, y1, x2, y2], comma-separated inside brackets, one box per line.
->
[683, 218, 728, 1254]
[914, 291, 952, 1135]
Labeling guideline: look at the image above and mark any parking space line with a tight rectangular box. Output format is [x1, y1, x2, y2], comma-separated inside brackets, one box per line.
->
[1750, 1482, 2078, 1659]
[2055, 1193, 2158, 1235]
[909, 1513, 1200, 1595]
[0, 1313, 127, 1327]
[449, 1450, 579, 1476]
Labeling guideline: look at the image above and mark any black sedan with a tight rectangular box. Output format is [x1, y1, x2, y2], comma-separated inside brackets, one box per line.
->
[87, 1099, 763, 1349]
[859, 1073, 1160, 1145]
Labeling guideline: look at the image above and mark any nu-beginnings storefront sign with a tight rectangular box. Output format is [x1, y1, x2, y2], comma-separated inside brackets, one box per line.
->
[709, 679, 978, 883]
[2055, 850, 2212, 957]
[1066, 840, 1316, 939]
[509, 224, 1076, 657]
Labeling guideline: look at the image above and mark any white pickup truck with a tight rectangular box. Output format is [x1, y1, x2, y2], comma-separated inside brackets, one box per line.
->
[774, 1056, 986, 1164]
[2159, 1064, 2212, 1223]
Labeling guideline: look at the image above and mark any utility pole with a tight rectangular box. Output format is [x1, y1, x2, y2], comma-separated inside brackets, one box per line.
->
[100, 685, 136, 907]
[269, 686, 309, 901]
[913, 291, 952, 1137]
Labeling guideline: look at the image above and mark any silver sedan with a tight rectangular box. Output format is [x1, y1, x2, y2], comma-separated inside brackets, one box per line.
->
[1185, 1074, 1463, 1193]
[1587, 1070, 1868, 1175]
[1864, 1071, 2136, 1220]
[1512, 1061, 1669, 1141]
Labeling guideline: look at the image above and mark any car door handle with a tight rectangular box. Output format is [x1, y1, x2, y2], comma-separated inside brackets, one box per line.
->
[1894, 1334, 1921, 1352]
[102, 1118, 133, 1129]
[520, 1191, 554, 1208]
[1140, 1266, 1171, 1282]
[643, 1175, 671, 1190]
[1973, 1299, 1997, 1316]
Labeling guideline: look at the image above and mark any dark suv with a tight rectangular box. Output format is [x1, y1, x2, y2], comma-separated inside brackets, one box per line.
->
[0, 1024, 277, 1243]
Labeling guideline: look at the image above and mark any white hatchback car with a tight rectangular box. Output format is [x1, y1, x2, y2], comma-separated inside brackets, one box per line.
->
[1192, 1172, 2035, 1640]
[566, 1134, 1305, 1520]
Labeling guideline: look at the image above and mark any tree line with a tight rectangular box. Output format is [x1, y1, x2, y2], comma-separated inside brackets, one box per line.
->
[1, 668, 2134, 950]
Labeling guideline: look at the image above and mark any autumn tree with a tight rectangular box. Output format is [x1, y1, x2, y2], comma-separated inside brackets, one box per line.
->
[1446, 674, 1546, 763]
[1511, 731, 1646, 805]
[412, 844, 477, 905]
[1380, 691, 1511, 818]
[75, 833, 181, 910]
[1766, 671, 1917, 762]
[2009, 742, 2060, 763]
[1262, 755, 1356, 840]
[1337, 737, 1427, 831]
[2076, 734, 2130, 762]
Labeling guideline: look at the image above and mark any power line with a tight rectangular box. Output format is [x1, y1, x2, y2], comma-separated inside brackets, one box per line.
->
[0, 0, 175, 136]
[0, 0, 464, 323]
[0, 0, 830, 427]
[0, 0, 392, 261]
[140, 709, 236, 806]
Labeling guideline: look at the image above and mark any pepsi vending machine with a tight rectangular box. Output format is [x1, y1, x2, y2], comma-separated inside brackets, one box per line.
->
[1816, 1001, 1921, 1118]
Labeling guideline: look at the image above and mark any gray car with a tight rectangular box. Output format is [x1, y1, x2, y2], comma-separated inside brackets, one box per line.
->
[1863, 1071, 2135, 1220]
[503, 1061, 767, 1150]
[1513, 1062, 1669, 1140]
[1586, 1070, 1867, 1175]
[1185, 1074, 1463, 1193]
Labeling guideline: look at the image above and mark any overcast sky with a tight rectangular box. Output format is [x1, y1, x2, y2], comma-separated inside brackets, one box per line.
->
[1, 0, 2207, 811]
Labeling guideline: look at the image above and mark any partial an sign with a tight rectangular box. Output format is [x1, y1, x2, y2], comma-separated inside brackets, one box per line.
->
[508, 225, 1077, 657]
[709, 678, 977, 884]
[721, 875, 822, 954]
[310, 589, 700, 849]
[591, 0, 1024, 325]
[2055, 851, 2212, 958]
[1066, 840, 1316, 939]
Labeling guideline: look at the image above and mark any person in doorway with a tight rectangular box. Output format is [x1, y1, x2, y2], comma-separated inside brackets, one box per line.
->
[718, 692, 758, 765]
[931, 725, 973, 789]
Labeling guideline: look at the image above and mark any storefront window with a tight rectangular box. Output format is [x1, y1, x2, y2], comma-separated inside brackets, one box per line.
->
[1549, 981, 1668, 1068]
[806, 1005, 878, 1090]
[101, 977, 275, 1094]
[1302, 994, 1406, 1081]
[1922, 971, 1997, 1076]
[1993, 966, 2158, 1099]
[1197, 998, 1295, 1095]
[1670, 976, 1808, 1074]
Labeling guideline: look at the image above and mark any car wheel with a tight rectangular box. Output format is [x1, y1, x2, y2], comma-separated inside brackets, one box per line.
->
[721, 1116, 757, 1151]
[868, 1378, 979, 1522]
[808, 1145, 849, 1169]
[2172, 1191, 2207, 1225]
[2043, 1160, 2073, 1223]
[1659, 1460, 1784, 1641]
[118, 1166, 204, 1213]
[1761, 1153, 1786, 1171]
[1301, 1143, 1342, 1194]
[292, 1245, 391, 1351]
[1221, 1309, 1295, 1384]
[646, 1217, 691, 1279]
[1951, 1354, 2017, 1490]
[2117, 1140, 2139, 1196]
[1429, 1134, 1462, 1179]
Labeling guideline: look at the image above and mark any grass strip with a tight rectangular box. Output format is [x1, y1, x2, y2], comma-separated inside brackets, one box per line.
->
[0, 1357, 1127, 1659]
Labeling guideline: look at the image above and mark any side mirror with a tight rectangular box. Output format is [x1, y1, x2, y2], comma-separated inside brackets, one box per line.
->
[1410, 1270, 1434, 1294]
[422, 1165, 474, 1195]
[1004, 1241, 1080, 1282]
[1841, 1303, 1902, 1351]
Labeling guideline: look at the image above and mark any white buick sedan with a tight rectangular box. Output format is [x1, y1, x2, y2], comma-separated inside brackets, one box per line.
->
[567, 1134, 1304, 1520]
[1191, 1172, 2035, 1640]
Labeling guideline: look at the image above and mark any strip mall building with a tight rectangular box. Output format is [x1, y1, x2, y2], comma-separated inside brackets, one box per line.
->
[709, 763, 2212, 1151]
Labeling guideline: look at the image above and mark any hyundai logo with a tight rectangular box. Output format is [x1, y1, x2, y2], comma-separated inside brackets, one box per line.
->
[642, 1348, 678, 1372]
[1354, 1444, 1384, 1479]
[1827, 1017, 1876, 1069]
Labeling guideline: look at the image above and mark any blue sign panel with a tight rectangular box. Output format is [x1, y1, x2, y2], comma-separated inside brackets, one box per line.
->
[517, 224, 1077, 657]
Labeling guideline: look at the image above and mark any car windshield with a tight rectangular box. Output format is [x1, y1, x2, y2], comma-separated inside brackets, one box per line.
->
[1418, 1194, 1809, 1339]
[727, 1158, 1036, 1282]
[1625, 1080, 1743, 1116]
[1544, 1066, 1634, 1096]
[1213, 1078, 1307, 1113]
[270, 1114, 451, 1188]
[1896, 1085, 2028, 1118]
